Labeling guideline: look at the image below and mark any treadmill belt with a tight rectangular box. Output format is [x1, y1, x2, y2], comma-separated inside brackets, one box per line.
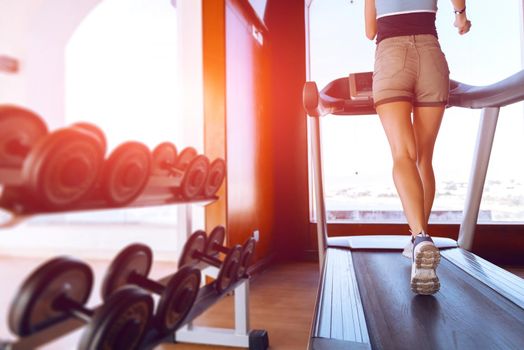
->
[352, 251, 524, 350]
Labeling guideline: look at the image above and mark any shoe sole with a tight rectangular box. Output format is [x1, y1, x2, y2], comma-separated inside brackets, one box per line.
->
[411, 242, 441, 295]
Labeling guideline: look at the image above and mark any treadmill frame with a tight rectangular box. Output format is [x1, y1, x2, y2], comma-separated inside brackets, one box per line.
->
[309, 104, 501, 269]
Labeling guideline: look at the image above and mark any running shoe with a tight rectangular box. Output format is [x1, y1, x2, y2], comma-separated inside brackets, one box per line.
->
[410, 232, 441, 295]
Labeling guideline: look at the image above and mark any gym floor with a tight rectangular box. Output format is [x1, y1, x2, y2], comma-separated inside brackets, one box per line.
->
[0, 257, 319, 350]
[0, 256, 522, 350]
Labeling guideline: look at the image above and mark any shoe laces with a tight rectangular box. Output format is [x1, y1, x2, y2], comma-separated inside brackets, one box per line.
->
[410, 230, 429, 243]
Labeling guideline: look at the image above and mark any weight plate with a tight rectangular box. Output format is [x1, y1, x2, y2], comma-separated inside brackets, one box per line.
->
[151, 142, 177, 176]
[174, 147, 197, 170]
[205, 225, 226, 257]
[178, 230, 206, 268]
[102, 141, 151, 206]
[215, 245, 242, 293]
[156, 266, 200, 333]
[21, 128, 104, 209]
[71, 122, 107, 157]
[78, 285, 154, 350]
[203, 158, 226, 197]
[101, 243, 153, 301]
[0, 105, 48, 168]
[8, 256, 93, 336]
[179, 155, 209, 199]
[237, 237, 257, 279]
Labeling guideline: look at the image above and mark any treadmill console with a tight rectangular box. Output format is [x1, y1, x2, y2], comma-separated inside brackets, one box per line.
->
[349, 72, 373, 101]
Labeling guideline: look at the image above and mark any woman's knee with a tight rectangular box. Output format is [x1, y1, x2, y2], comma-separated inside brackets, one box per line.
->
[416, 153, 433, 169]
[392, 151, 417, 167]
[416, 158, 435, 180]
[389, 139, 417, 164]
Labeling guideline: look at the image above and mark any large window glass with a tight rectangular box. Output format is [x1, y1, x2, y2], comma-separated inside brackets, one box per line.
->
[308, 0, 524, 223]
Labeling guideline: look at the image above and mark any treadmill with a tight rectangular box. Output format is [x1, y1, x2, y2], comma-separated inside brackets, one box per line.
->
[303, 71, 524, 349]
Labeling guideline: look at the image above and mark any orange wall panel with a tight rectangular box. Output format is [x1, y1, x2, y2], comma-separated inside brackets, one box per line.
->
[204, 0, 275, 265]
[203, 0, 227, 233]
[204, 0, 308, 263]
[225, 0, 275, 261]
[265, 0, 310, 260]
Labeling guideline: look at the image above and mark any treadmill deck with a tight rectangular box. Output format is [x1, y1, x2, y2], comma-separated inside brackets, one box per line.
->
[353, 250, 524, 349]
[310, 248, 524, 350]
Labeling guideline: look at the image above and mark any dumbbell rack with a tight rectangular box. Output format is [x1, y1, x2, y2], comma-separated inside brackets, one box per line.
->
[174, 267, 254, 348]
[0, 190, 218, 229]
[0, 198, 267, 349]
[0, 106, 265, 348]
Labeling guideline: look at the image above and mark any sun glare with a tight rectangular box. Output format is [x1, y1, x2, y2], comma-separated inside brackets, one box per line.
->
[65, 0, 181, 152]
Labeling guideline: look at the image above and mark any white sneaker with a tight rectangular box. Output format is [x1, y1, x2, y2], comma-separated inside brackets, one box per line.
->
[410, 233, 441, 295]
[402, 238, 413, 259]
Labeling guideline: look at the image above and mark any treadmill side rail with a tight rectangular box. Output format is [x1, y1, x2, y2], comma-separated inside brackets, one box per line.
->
[310, 337, 372, 350]
[442, 248, 524, 309]
[308, 248, 371, 350]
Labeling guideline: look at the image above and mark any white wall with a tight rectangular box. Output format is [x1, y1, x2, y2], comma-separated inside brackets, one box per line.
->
[0, 0, 102, 128]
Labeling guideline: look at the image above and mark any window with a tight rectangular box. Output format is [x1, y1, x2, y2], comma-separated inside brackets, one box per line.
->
[247, 0, 268, 24]
[307, 0, 524, 223]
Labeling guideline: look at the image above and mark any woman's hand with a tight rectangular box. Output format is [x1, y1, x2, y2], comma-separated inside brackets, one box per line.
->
[454, 13, 471, 35]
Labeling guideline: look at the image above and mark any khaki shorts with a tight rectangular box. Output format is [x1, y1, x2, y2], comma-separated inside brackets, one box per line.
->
[372, 34, 450, 107]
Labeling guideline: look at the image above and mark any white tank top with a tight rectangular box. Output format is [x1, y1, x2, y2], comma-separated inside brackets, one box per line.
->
[375, 0, 437, 19]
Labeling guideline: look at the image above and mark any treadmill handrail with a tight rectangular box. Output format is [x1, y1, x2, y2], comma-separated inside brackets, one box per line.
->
[303, 79, 376, 117]
[303, 69, 524, 117]
[449, 69, 524, 109]
[303, 81, 347, 117]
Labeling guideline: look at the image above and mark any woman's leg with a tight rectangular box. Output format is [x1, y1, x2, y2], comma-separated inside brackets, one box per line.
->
[378, 101, 443, 295]
[413, 106, 445, 225]
[376, 101, 426, 235]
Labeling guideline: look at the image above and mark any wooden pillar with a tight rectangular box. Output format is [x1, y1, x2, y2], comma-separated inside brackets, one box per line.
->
[203, 0, 227, 234]
[265, 0, 309, 260]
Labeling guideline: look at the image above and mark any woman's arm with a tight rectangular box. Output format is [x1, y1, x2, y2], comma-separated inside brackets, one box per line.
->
[365, 0, 377, 40]
[450, 0, 471, 34]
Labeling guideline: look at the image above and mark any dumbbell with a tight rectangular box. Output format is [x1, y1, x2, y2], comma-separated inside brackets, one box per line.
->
[71, 122, 107, 157]
[0, 105, 48, 169]
[0, 110, 107, 210]
[178, 230, 242, 293]
[60, 124, 151, 208]
[19, 125, 105, 210]
[8, 256, 154, 350]
[0, 112, 149, 210]
[202, 158, 226, 197]
[101, 141, 152, 206]
[177, 148, 226, 198]
[151, 144, 210, 199]
[101, 243, 201, 334]
[206, 226, 257, 280]
[151, 141, 177, 176]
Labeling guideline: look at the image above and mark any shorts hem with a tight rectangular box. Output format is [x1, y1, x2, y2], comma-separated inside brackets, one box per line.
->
[374, 96, 412, 107]
[414, 101, 448, 107]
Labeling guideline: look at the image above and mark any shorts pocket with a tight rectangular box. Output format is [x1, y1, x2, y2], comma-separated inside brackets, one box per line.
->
[428, 47, 450, 77]
[373, 45, 407, 81]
